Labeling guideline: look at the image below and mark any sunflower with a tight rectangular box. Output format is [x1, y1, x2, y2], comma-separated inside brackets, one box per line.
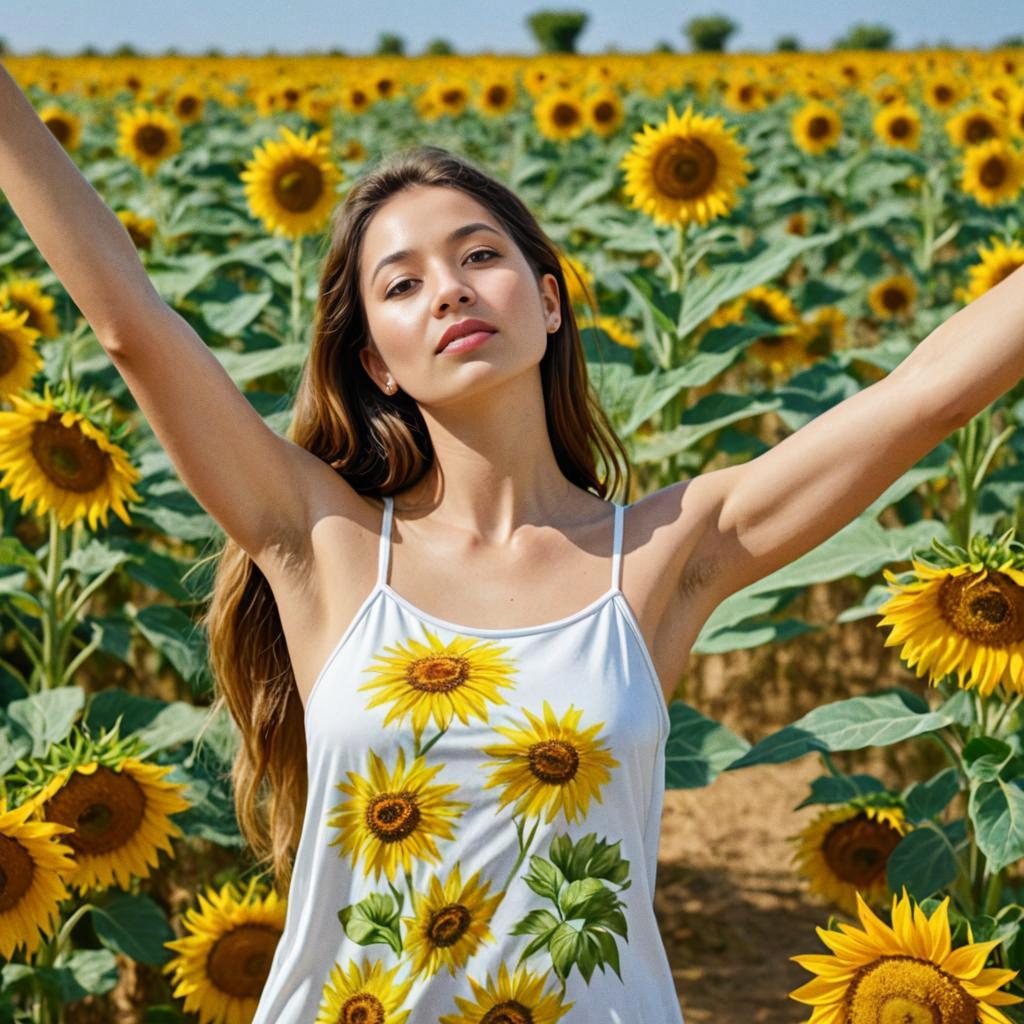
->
[163, 877, 287, 1024]
[339, 82, 373, 115]
[792, 101, 842, 155]
[0, 794, 76, 959]
[24, 757, 191, 893]
[434, 79, 472, 119]
[873, 82, 904, 107]
[327, 746, 470, 883]
[921, 74, 964, 112]
[0, 307, 44, 400]
[300, 89, 336, 126]
[241, 126, 341, 239]
[116, 209, 158, 251]
[802, 305, 847, 360]
[584, 86, 625, 138]
[315, 957, 413, 1024]
[558, 251, 596, 311]
[723, 77, 768, 114]
[438, 962, 575, 1024]
[872, 102, 922, 149]
[579, 314, 641, 349]
[475, 76, 518, 118]
[1007, 93, 1024, 140]
[171, 83, 205, 124]
[786, 210, 810, 235]
[957, 236, 1024, 304]
[789, 887, 1023, 1024]
[0, 278, 60, 338]
[791, 803, 911, 917]
[402, 863, 504, 981]
[620, 103, 752, 227]
[0, 389, 142, 530]
[357, 629, 518, 741]
[534, 88, 588, 142]
[338, 138, 368, 163]
[867, 274, 917, 320]
[115, 107, 181, 176]
[945, 105, 1008, 149]
[480, 699, 619, 824]
[741, 284, 808, 375]
[38, 104, 82, 151]
[877, 556, 1024, 697]
[961, 139, 1024, 207]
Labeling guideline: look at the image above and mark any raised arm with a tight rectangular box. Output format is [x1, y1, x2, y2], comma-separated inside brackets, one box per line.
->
[0, 63, 353, 565]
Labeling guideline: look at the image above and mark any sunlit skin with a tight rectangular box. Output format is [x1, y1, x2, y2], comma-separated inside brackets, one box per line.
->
[357, 184, 616, 547]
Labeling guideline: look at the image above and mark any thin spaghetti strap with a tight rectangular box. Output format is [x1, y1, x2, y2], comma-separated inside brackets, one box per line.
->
[611, 502, 624, 592]
[377, 495, 394, 587]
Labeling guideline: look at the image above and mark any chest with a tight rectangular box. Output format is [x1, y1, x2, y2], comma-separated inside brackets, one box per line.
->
[265, 505, 716, 712]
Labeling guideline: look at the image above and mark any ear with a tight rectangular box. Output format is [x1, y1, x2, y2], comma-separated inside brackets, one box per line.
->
[359, 343, 388, 388]
[539, 272, 561, 332]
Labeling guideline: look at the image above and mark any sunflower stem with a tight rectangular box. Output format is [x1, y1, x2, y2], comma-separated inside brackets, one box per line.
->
[290, 234, 304, 346]
[40, 510, 66, 691]
[918, 175, 935, 272]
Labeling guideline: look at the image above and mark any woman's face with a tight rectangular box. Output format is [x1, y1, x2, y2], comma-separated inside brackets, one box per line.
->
[357, 184, 561, 404]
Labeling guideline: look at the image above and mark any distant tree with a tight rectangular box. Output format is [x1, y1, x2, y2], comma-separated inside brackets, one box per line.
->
[525, 10, 589, 54]
[604, 42, 622, 53]
[0, 36, 9, 57]
[653, 39, 675, 52]
[424, 38, 455, 55]
[112, 42, 141, 58]
[833, 23, 893, 50]
[776, 34, 801, 52]
[78, 44, 103, 57]
[376, 32, 405, 56]
[203, 46, 224, 58]
[683, 14, 738, 52]
[161, 46, 181, 57]
[997, 34, 1024, 47]
[327, 47, 348, 57]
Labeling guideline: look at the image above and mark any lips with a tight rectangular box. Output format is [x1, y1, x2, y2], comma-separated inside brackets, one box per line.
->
[437, 318, 497, 353]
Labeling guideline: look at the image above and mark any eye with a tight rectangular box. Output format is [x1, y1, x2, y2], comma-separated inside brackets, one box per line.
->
[384, 248, 500, 299]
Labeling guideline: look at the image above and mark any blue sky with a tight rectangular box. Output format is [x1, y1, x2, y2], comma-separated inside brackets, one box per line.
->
[4, 0, 1023, 55]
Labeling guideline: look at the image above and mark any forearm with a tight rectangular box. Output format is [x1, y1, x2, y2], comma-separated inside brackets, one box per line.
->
[0, 62, 161, 345]
[895, 262, 1024, 426]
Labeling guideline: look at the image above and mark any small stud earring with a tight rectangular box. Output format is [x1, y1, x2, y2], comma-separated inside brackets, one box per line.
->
[385, 378, 395, 394]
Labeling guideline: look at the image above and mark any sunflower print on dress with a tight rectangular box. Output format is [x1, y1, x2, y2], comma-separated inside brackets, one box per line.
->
[326, 745, 470, 883]
[358, 627, 519, 745]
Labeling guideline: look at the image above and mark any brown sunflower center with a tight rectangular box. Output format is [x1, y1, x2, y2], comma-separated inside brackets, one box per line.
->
[821, 813, 902, 885]
[846, 955, 977, 1024]
[427, 903, 472, 947]
[272, 160, 324, 213]
[552, 101, 581, 128]
[134, 124, 168, 156]
[889, 117, 912, 140]
[991, 259, 1024, 286]
[409, 655, 469, 694]
[206, 923, 281, 998]
[965, 117, 995, 144]
[593, 100, 617, 124]
[45, 117, 72, 145]
[738, 84, 756, 103]
[30, 416, 110, 494]
[881, 286, 910, 312]
[125, 223, 154, 250]
[378, 79, 395, 97]
[654, 137, 719, 200]
[283, 87, 300, 105]
[480, 1001, 533, 1024]
[807, 116, 832, 140]
[934, 84, 954, 104]
[366, 791, 421, 843]
[0, 332, 17, 376]
[352, 89, 368, 107]
[487, 85, 509, 106]
[335, 992, 387, 1023]
[43, 766, 145, 856]
[980, 156, 1009, 188]
[0, 833, 34, 912]
[177, 96, 199, 117]
[528, 739, 579, 784]
[938, 570, 1024, 646]
[442, 88, 465, 106]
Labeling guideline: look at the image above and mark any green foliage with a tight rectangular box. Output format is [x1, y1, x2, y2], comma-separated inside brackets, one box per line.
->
[423, 37, 455, 56]
[375, 32, 405, 56]
[682, 13, 738, 52]
[525, 10, 589, 54]
[833, 22, 894, 50]
[776, 34, 801, 52]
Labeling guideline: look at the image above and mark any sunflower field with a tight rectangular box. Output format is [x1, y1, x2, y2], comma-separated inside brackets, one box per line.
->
[3, 44, 1024, 1024]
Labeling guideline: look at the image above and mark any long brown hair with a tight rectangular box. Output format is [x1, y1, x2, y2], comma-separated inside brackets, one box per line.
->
[201, 144, 633, 895]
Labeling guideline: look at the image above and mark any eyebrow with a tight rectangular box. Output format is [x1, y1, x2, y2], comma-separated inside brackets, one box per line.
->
[370, 222, 503, 286]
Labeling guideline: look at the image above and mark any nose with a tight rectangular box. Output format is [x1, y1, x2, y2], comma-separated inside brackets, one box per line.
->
[432, 264, 475, 314]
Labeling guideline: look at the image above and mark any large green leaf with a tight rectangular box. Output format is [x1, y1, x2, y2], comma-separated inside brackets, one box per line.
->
[725, 690, 953, 769]
[91, 891, 176, 966]
[6, 687, 85, 758]
[887, 824, 961, 901]
[970, 778, 1024, 874]
[664, 700, 750, 789]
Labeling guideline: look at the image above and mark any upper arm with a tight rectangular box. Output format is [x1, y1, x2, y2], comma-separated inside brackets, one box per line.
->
[681, 369, 963, 603]
[103, 298, 356, 563]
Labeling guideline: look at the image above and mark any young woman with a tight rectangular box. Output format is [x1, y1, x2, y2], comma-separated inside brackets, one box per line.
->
[2, 62, 1017, 1023]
